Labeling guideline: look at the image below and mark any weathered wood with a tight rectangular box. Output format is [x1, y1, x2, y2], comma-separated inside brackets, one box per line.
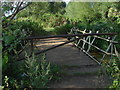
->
[30, 39, 34, 54]
[72, 28, 118, 63]
[26, 33, 117, 40]
[74, 43, 101, 65]
[101, 36, 117, 61]
[93, 35, 118, 44]
[82, 31, 91, 50]
[72, 29, 118, 44]
[114, 45, 120, 60]
[87, 31, 99, 52]
[80, 38, 116, 56]
[17, 39, 76, 61]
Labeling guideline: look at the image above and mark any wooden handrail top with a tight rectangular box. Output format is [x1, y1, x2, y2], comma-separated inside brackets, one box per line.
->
[26, 33, 117, 40]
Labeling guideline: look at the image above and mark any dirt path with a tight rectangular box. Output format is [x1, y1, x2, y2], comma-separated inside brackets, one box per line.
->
[35, 38, 111, 88]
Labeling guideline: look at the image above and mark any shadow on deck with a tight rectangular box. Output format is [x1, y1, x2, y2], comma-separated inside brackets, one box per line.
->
[34, 38, 111, 88]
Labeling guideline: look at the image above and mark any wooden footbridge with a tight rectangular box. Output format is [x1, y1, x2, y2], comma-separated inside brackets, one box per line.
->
[19, 28, 119, 65]
[18, 28, 119, 88]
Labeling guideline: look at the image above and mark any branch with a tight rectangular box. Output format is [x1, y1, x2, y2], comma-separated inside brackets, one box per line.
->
[10, 2, 23, 20]
[10, 2, 32, 20]
[2, 2, 32, 28]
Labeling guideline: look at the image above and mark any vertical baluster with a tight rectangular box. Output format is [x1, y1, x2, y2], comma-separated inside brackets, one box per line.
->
[101, 35, 116, 62]
[114, 44, 120, 60]
[109, 42, 113, 62]
[82, 30, 90, 50]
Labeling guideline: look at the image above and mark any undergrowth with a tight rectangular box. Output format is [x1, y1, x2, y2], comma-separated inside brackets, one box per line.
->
[103, 57, 120, 89]
[2, 52, 63, 88]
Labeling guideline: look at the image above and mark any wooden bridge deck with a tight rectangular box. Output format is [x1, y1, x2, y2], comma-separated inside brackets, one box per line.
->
[36, 38, 97, 66]
[35, 38, 111, 88]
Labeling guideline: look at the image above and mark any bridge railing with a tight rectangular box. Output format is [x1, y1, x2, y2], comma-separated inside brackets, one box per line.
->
[17, 30, 118, 62]
[70, 27, 119, 65]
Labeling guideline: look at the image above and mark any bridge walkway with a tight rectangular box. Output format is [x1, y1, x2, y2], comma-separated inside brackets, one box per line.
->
[35, 38, 111, 88]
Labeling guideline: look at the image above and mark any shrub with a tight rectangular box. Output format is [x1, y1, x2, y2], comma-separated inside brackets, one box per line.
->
[54, 24, 73, 35]
[50, 64, 63, 81]
[104, 57, 120, 89]
[15, 19, 48, 36]
[2, 53, 53, 88]
[23, 53, 52, 88]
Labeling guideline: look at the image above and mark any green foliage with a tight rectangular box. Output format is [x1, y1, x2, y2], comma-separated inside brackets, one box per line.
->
[2, 1, 65, 89]
[24, 53, 52, 88]
[66, 2, 119, 22]
[66, 2, 100, 23]
[4, 76, 9, 88]
[65, 2, 120, 48]
[41, 13, 67, 28]
[3, 28, 27, 51]
[17, 2, 66, 18]
[2, 23, 29, 71]
[50, 65, 63, 81]
[16, 18, 48, 36]
[48, 2, 66, 14]
[17, 2, 66, 29]
[2, 76, 20, 89]
[2, 52, 8, 72]
[2, 53, 57, 88]
[104, 57, 120, 89]
[54, 24, 73, 35]
[2, 1, 120, 89]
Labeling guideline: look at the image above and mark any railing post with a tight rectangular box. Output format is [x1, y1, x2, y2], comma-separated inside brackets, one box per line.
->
[110, 42, 113, 61]
[30, 39, 34, 54]
[114, 44, 120, 60]
[87, 31, 99, 52]
[82, 29, 87, 50]
[101, 35, 116, 61]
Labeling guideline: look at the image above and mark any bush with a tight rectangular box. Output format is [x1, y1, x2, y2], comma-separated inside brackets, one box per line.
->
[50, 64, 63, 81]
[2, 24, 29, 71]
[54, 24, 73, 35]
[23, 53, 52, 88]
[41, 14, 67, 28]
[15, 18, 48, 36]
[104, 57, 120, 89]
[2, 53, 53, 88]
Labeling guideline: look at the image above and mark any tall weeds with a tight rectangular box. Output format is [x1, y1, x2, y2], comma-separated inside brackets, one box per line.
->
[24, 52, 52, 88]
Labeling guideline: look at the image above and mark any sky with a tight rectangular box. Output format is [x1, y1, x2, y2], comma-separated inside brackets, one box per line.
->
[63, 0, 71, 4]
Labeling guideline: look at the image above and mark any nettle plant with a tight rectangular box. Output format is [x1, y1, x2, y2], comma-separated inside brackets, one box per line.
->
[24, 53, 52, 88]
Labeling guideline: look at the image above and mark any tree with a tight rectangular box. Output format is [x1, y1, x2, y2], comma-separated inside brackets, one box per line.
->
[17, 2, 66, 19]
[49, 2, 66, 14]
[2, 1, 32, 28]
[65, 2, 120, 23]
[65, 2, 100, 24]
